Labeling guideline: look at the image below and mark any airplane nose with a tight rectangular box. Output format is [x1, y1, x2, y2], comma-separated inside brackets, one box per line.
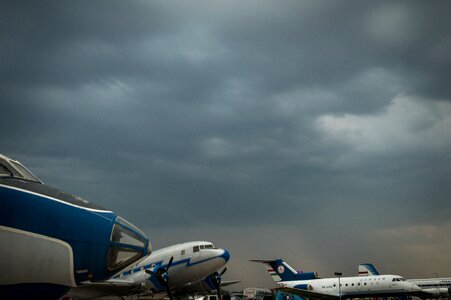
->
[221, 249, 230, 262]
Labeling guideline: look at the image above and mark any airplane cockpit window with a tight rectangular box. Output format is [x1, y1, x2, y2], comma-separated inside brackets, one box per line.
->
[193, 244, 216, 251]
[108, 217, 149, 271]
[111, 222, 146, 248]
[0, 156, 41, 183]
[9, 161, 41, 182]
[115, 217, 147, 240]
[0, 163, 12, 176]
[108, 247, 143, 271]
[195, 244, 215, 251]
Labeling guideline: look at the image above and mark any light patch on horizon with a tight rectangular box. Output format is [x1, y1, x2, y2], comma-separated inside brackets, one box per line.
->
[370, 223, 451, 277]
[316, 96, 451, 155]
[374, 222, 451, 246]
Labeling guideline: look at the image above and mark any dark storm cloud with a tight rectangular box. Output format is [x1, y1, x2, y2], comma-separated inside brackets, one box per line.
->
[1, 0, 451, 287]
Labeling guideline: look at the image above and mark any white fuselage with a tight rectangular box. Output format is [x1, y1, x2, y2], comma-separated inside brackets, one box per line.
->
[408, 278, 451, 297]
[358, 263, 451, 298]
[113, 241, 230, 293]
[277, 274, 421, 297]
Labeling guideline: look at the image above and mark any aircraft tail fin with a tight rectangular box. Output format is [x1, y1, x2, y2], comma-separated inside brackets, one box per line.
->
[358, 263, 380, 276]
[250, 259, 317, 282]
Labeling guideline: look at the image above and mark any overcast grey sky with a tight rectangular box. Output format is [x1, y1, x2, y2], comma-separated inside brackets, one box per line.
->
[1, 0, 451, 289]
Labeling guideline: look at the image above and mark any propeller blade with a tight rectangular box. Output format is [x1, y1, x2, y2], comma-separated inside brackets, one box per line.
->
[219, 267, 227, 276]
[167, 256, 174, 270]
[157, 256, 174, 300]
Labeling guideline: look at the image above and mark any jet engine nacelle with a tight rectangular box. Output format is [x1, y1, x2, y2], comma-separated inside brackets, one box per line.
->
[422, 288, 450, 297]
[297, 272, 319, 280]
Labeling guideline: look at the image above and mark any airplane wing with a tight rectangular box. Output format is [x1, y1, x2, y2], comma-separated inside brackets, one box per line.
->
[69, 279, 145, 299]
[277, 287, 340, 300]
[80, 278, 136, 286]
[413, 290, 450, 299]
[220, 280, 241, 287]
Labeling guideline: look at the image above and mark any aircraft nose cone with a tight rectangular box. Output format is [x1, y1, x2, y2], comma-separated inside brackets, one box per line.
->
[221, 249, 230, 262]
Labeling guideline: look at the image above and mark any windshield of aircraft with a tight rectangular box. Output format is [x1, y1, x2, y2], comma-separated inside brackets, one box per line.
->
[111, 219, 146, 248]
[0, 163, 11, 176]
[0, 157, 41, 183]
[193, 243, 216, 252]
[393, 277, 405, 281]
[10, 161, 41, 182]
[115, 216, 147, 239]
[108, 217, 150, 271]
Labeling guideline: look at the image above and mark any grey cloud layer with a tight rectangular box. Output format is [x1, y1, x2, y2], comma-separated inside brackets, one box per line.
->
[1, 0, 451, 285]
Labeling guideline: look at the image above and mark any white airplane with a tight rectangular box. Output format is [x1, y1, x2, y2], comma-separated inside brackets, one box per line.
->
[359, 263, 451, 298]
[70, 241, 231, 299]
[251, 258, 422, 300]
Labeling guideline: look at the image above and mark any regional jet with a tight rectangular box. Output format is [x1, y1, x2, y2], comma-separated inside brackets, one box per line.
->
[70, 241, 232, 299]
[359, 263, 451, 298]
[251, 258, 422, 300]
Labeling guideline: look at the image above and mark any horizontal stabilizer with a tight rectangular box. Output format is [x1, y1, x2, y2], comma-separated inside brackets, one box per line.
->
[251, 258, 313, 282]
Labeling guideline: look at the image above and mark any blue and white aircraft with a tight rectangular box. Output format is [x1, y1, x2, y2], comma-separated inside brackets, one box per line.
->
[359, 263, 451, 298]
[252, 258, 422, 300]
[0, 154, 151, 299]
[70, 241, 232, 299]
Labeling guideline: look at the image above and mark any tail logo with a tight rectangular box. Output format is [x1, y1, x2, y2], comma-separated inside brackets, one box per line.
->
[278, 265, 285, 274]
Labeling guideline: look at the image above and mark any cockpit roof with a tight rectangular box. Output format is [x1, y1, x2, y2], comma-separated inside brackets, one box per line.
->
[0, 154, 42, 183]
[0, 154, 110, 211]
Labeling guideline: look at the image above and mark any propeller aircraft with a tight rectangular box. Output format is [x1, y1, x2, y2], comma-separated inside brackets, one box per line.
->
[70, 241, 232, 299]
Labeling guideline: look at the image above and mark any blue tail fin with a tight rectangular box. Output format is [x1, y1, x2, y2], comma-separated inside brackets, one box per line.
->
[358, 263, 380, 276]
[250, 259, 318, 282]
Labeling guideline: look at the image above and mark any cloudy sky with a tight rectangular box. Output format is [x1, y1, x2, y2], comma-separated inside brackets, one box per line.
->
[1, 0, 451, 289]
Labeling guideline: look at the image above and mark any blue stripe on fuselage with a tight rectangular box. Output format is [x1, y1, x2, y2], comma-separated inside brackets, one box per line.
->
[0, 184, 116, 283]
[117, 254, 225, 278]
